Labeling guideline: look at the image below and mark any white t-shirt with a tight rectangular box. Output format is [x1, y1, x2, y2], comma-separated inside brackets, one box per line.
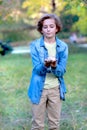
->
[44, 42, 60, 89]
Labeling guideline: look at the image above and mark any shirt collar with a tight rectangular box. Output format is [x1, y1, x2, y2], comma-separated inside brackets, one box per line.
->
[40, 36, 60, 47]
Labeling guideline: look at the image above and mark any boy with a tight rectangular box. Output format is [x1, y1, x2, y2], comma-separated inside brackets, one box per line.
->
[28, 13, 68, 130]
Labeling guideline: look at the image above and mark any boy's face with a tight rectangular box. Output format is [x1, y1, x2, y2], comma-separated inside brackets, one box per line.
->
[41, 18, 58, 39]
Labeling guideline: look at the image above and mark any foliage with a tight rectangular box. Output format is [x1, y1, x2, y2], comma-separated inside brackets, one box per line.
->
[60, 14, 79, 32]
[0, 0, 87, 41]
[72, 7, 87, 34]
[22, 0, 67, 17]
[63, 0, 87, 34]
[0, 40, 13, 56]
[0, 0, 21, 22]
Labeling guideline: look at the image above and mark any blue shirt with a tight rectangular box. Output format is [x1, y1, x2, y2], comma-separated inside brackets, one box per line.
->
[28, 36, 68, 104]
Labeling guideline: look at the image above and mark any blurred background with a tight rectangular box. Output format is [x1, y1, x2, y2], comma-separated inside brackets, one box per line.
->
[0, 0, 87, 130]
[0, 0, 87, 44]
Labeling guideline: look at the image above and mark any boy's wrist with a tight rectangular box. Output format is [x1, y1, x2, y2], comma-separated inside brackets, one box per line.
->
[51, 66, 56, 69]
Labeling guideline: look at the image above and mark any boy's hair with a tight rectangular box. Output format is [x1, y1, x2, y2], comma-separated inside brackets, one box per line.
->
[37, 14, 62, 34]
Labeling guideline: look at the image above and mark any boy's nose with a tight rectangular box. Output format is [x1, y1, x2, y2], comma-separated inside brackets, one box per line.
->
[47, 27, 50, 31]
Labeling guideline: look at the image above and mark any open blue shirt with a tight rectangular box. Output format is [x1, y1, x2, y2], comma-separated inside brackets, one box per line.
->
[28, 36, 68, 104]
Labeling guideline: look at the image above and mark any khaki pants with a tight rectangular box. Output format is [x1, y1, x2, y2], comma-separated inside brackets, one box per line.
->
[31, 87, 62, 130]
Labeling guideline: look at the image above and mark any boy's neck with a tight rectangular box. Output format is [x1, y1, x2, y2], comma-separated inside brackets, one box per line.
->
[44, 37, 56, 44]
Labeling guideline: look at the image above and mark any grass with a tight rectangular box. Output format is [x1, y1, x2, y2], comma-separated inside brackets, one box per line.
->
[0, 49, 87, 130]
[0, 54, 32, 130]
[61, 53, 87, 130]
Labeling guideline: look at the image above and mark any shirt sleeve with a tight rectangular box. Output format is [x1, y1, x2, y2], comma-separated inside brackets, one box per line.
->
[51, 45, 68, 77]
[30, 43, 47, 76]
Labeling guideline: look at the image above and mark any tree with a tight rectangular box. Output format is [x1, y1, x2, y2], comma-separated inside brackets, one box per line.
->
[0, 0, 87, 38]
[63, 0, 87, 35]
[60, 14, 79, 32]
[22, 0, 67, 20]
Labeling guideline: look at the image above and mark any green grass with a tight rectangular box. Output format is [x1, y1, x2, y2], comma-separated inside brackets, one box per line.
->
[0, 54, 32, 130]
[0, 51, 87, 130]
[61, 53, 87, 130]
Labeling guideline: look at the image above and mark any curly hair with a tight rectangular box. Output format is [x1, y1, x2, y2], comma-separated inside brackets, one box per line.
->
[37, 14, 62, 34]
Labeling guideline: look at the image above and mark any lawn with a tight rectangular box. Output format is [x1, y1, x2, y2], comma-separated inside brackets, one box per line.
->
[0, 50, 87, 130]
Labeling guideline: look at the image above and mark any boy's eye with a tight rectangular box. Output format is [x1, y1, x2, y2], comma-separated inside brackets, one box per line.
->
[43, 24, 55, 29]
[43, 26, 47, 29]
[50, 25, 54, 28]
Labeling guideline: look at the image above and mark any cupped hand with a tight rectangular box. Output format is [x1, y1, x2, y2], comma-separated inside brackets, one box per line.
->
[44, 59, 51, 67]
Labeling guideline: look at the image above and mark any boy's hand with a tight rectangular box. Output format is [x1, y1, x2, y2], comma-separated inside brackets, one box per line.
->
[44, 57, 57, 68]
[44, 59, 51, 67]
[50, 59, 57, 68]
